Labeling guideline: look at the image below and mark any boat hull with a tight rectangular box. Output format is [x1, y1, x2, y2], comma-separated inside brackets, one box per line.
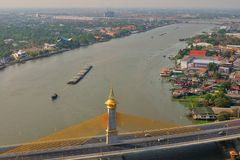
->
[67, 65, 93, 85]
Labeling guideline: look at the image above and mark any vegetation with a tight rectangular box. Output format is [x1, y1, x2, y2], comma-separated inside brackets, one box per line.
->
[0, 13, 177, 59]
[175, 48, 190, 60]
[177, 95, 205, 109]
[207, 62, 219, 72]
[189, 30, 240, 47]
[204, 91, 231, 107]
[217, 111, 231, 121]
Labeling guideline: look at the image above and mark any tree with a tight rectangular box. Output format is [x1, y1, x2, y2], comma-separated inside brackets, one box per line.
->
[213, 72, 221, 79]
[218, 29, 227, 35]
[207, 62, 219, 72]
[217, 111, 231, 121]
[221, 82, 231, 91]
[214, 97, 231, 107]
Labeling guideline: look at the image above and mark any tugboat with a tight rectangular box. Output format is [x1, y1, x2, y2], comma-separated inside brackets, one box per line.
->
[51, 93, 58, 100]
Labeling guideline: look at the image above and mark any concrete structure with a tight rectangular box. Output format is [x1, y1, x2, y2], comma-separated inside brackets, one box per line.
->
[180, 55, 220, 70]
[191, 58, 220, 69]
[1, 119, 240, 159]
[105, 87, 118, 144]
[180, 56, 193, 69]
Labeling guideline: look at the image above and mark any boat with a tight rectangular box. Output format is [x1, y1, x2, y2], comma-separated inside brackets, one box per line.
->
[163, 55, 166, 58]
[51, 93, 58, 100]
[67, 65, 93, 85]
[179, 38, 188, 41]
[159, 33, 167, 36]
[172, 70, 184, 75]
[160, 69, 173, 77]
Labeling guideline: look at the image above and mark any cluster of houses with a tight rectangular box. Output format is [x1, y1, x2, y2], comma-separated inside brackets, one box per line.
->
[10, 42, 57, 62]
[99, 25, 137, 38]
[0, 24, 142, 66]
[161, 31, 240, 121]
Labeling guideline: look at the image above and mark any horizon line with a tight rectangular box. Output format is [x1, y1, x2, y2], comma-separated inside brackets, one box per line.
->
[0, 7, 239, 10]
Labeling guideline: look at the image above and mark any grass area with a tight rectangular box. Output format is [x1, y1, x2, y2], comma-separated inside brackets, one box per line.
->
[192, 119, 214, 125]
[175, 95, 206, 109]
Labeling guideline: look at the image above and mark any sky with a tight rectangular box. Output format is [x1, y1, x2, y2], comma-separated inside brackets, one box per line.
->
[0, 0, 240, 9]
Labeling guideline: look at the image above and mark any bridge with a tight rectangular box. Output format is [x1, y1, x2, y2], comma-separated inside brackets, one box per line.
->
[1, 88, 240, 159]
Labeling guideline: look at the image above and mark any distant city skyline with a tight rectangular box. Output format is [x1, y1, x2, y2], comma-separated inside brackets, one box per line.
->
[0, 0, 240, 9]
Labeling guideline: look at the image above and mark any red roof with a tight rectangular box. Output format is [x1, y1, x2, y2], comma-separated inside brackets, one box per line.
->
[189, 50, 206, 57]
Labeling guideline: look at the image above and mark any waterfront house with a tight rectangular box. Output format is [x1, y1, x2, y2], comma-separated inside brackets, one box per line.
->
[12, 50, 29, 61]
[193, 42, 213, 48]
[57, 36, 73, 46]
[192, 107, 217, 120]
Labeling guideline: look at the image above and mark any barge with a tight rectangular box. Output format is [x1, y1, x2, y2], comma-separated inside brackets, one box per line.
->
[67, 65, 93, 85]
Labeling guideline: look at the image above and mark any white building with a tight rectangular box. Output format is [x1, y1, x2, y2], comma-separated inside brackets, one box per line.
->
[180, 56, 194, 69]
[191, 58, 220, 68]
[218, 66, 230, 75]
[193, 42, 213, 48]
[226, 33, 240, 39]
[12, 50, 29, 60]
[44, 43, 56, 50]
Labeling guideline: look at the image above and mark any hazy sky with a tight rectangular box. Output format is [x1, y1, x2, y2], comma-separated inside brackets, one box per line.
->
[0, 0, 240, 9]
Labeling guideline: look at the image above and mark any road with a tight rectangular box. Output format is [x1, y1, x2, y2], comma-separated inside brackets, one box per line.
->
[0, 119, 240, 160]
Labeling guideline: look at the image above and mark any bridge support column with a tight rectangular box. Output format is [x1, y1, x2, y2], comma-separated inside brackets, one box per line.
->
[105, 87, 118, 144]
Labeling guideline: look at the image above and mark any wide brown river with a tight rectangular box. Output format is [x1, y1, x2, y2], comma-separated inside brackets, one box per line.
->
[0, 23, 224, 159]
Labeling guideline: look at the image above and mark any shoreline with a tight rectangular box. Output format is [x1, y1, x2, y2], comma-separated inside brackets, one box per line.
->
[0, 23, 178, 71]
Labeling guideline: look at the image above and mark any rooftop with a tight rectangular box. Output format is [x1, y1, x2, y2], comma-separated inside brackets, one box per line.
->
[192, 58, 220, 64]
[189, 50, 206, 57]
[192, 107, 214, 115]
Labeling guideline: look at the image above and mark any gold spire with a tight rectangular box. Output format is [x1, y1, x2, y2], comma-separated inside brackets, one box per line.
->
[108, 86, 114, 99]
[105, 86, 117, 109]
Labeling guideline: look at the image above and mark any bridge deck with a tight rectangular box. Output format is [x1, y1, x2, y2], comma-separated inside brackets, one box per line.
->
[0, 119, 240, 160]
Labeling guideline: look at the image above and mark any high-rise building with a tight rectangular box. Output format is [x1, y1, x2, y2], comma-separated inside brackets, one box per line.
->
[104, 11, 115, 18]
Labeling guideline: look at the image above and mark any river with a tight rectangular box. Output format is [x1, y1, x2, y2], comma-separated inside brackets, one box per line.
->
[0, 23, 213, 147]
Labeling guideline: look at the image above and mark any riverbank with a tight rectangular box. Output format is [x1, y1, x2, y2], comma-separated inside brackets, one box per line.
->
[161, 23, 240, 124]
[0, 22, 178, 71]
